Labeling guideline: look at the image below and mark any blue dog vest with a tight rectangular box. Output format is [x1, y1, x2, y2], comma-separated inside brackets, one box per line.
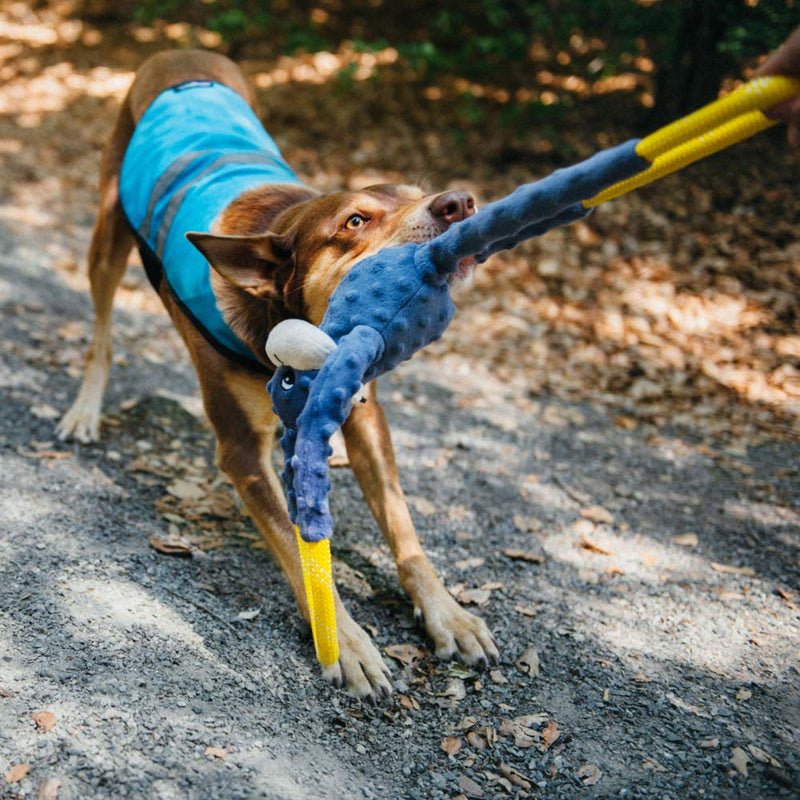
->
[119, 81, 301, 369]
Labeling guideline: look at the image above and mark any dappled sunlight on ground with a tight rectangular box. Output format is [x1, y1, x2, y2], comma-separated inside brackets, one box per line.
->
[0, 0, 797, 450]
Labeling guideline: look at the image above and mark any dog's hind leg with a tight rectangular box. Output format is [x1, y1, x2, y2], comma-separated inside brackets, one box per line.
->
[58, 96, 135, 443]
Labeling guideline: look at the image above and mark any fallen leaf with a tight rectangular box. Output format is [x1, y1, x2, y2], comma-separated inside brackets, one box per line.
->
[572, 518, 596, 537]
[711, 562, 755, 577]
[699, 737, 719, 749]
[56, 321, 85, 342]
[398, 693, 420, 711]
[513, 514, 542, 532]
[577, 764, 602, 785]
[455, 557, 485, 570]
[332, 560, 374, 598]
[499, 763, 531, 791]
[441, 736, 462, 756]
[166, 479, 205, 502]
[484, 771, 513, 793]
[577, 535, 613, 556]
[457, 587, 491, 606]
[514, 604, 538, 616]
[730, 747, 750, 777]
[775, 587, 795, 606]
[439, 678, 466, 701]
[19, 450, 71, 460]
[580, 506, 614, 525]
[466, 731, 487, 750]
[38, 777, 62, 800]
[5, 763, 30, 783]
[503, 548, 545, 564]
[384, 643, 426, 666]
[33, 710, 56, 732]
[455, 774, 484, 798]
[204, 746, 228, 759]
[541, 720, 561, 750]
[149, 536, 193, 557]
[236, 608, 261, 621]
[736, 687, 752, 701]
[603, 565, 625, 576]
[489, 670, 508, 685]
[30, 404, 61, 420]
[498, 713, 547, 748]
[407, 495, 436, 516]
[515, 647, 540, 676]
[747, 744, 781, 768]
[672, 532, 699, 547]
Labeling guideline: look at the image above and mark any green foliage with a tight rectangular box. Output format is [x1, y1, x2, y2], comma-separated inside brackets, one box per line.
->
[130, 0, 798, 117]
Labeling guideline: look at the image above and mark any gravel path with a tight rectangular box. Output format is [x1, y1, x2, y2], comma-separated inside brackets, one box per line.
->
[1, 217, 798, 800]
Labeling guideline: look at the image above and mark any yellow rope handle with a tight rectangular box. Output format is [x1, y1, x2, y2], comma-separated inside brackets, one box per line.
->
[583, 75, 800, 208]
[295, 527, 339, 667]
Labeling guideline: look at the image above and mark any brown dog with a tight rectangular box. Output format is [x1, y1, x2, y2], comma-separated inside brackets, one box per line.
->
[58, 50, 498, 700]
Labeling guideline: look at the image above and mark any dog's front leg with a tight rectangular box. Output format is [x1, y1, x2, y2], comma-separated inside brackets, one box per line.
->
[342, 383, 499, 667]
[204, 367, 392, 701]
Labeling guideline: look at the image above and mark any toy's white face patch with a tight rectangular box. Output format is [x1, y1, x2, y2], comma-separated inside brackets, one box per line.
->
[265, 318, 337, 370]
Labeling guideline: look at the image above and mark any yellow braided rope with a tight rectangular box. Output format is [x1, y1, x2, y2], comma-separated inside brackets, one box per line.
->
[295, 527, 339, 667]
[583, 75, 800, 209]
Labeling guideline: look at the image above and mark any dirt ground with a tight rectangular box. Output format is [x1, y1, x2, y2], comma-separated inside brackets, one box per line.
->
[1, 5, 798, 799]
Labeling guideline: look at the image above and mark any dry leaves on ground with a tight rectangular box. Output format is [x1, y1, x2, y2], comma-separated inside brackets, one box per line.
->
[577, 763, 602, 785]
[711, 562, 755, 577]
[502, 548, 545, 564]
[577, 535, 614, 556]
[515, 646, 540, 677]
[38, 777, 62, 800]
[441, 736, 462, 756]
[384, 643, 427, 667]
[32, 710, 56, 732]
[5, 763, 30, 783]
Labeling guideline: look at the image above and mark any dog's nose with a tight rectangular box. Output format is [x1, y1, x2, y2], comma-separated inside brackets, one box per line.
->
[429, 191, 476, 224]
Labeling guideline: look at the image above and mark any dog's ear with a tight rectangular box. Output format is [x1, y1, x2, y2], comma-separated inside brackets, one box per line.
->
[186, 231, 291, 297]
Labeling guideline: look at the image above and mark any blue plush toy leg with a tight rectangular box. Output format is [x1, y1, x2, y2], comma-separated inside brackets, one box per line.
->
[293, 325, 385, 542]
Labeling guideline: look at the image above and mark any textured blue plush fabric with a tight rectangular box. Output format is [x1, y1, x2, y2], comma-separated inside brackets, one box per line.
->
[119, 81, 301, 368]
[269, 139, 650, 541]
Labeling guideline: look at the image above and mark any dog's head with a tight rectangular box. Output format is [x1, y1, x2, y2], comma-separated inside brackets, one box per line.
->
[187, 184, 475, 339]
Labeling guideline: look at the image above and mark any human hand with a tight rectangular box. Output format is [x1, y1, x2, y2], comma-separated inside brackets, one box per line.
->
[754, 27, 800, 149]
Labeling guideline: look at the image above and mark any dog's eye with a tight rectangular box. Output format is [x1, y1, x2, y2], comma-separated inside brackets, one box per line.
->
[280, 370, 295, 391]
[344, 214, 368, 230]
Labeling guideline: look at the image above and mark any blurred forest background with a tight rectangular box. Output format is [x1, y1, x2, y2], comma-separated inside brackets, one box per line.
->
[1, 0, 799, 444]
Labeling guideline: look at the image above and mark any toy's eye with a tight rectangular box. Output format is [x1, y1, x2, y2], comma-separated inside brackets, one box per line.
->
[280, 370, 295, 391]
[344, 214, 368, 230]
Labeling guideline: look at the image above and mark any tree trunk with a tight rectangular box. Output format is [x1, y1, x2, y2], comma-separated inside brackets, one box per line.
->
[653, 0, 731, 125]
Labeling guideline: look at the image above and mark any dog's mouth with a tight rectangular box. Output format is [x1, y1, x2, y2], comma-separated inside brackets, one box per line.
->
[452, 256, 477, 283]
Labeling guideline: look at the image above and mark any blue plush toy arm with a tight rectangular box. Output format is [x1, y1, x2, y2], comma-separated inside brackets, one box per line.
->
[429, 139, 648, 272]
[474, 203, 592, 264]
[292, 326, 385, 542]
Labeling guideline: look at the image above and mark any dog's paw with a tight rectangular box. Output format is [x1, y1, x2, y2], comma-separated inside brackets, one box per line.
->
[415, 590, 499, 669]
[57, 401, 102, 443]
[322, 609, 392, 704]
